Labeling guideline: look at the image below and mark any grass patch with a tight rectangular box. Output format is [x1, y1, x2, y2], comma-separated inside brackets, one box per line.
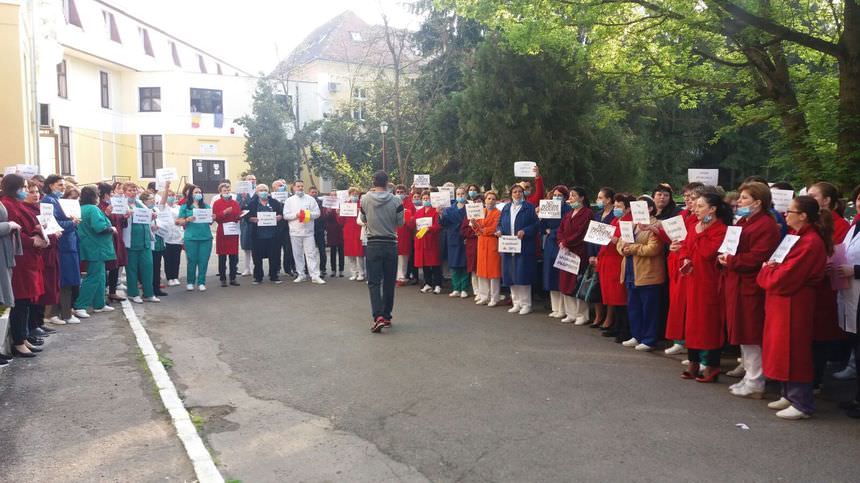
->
[190, 411, 206, 430]
[159, 354, 175, 370]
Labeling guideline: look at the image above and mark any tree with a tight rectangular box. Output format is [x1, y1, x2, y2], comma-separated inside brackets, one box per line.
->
[235, 77, 299, 182]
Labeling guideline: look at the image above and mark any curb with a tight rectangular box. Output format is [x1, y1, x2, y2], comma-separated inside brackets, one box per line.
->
[120, 300, 224, 483]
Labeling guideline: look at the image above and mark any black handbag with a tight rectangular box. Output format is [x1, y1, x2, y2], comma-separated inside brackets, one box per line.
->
[576, 265, 602, 303]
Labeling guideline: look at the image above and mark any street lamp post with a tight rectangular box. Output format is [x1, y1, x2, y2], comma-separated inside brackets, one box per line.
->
[380, 121, 389, 172]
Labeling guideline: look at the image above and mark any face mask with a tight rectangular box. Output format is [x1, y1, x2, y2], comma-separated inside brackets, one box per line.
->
[736, 206, 751, 217]
[523, 190, 531, 197]
[397, 194, 406, 200]
[703, 214, 713, 223]
[16, 190, 26, 200]
[569, 201, 582, 210]
[296, 190, 304, 197]
[486, 202, 495, 210]
[167, 196, 176, 204]
[193, 193, 203, 201]
[412, 198, 420, 204]
[127, 195, 136, 202]
[468, 190, 478, 198]
[53, 190, 64, 198]
[456, 197, 466, 204]
[258, 192, 268, 200]
[613, 208, 624, 218]
[221, 193, 231, 200]
[553, 196, 564, 202]
[278, 186, 287, 192]
[423, 200, 432, 207]
[145, 203, 155, 209]
[596, 201, 605, 210]
[350, 196, 359, 202]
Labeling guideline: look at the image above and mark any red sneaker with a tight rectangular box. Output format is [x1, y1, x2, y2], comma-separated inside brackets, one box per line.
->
[371, 317, 386, 333]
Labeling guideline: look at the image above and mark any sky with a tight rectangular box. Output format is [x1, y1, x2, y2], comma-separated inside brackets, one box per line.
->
[111, 0, 424, 74]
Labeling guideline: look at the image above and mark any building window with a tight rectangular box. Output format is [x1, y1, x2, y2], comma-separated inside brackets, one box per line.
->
[351, 87, 367, 120]
[139, 28, 154, 57]
[190, 88, 222, 113]
[39, 104, 51, 128]
[139, 87, 161, 112]
[198, 54, 207, 73]
[63, 0, 82, 28]
[170, 41, 181, 67]
[57, 60, 67, 98]
[100, 71, 110, 108]
[140, 135, 163, 178]
[103, 11, 121, 43]
[59, 126, 71, 175]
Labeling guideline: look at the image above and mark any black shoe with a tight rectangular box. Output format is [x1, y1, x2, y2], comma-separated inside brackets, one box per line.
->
[12, 347, 36, 358]
[0, 352, 12, 361]
[371, 317, 386, 333]
[31, 327, 47, 337]
[0, 358, 8, 366]
[229, 280, 240, 286]
[220, 280, 228, 287]
[26, 345, 43, 353]
[40, 326, 57, 334]
[154, 290, 169, 296]
[26, 336, 44, 346]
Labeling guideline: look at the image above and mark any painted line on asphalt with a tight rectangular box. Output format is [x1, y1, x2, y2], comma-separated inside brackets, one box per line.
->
[120, 300, 224, 483]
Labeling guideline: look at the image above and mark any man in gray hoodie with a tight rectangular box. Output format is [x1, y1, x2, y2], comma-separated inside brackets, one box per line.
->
[360, 170, 405, 333]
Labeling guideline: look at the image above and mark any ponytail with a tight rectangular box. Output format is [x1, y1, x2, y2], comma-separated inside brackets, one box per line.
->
[699, 192, 734, 226]
[795, 195, 834, 256]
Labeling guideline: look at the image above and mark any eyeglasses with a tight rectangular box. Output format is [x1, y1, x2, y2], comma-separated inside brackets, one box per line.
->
[785, 210, 802, 214]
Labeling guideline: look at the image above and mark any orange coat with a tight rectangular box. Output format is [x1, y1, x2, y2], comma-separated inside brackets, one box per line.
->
[476, 208, 501, 279]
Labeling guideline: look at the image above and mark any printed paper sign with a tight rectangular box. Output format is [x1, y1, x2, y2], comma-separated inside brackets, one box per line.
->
[466, 202, 485, 220]
[630, 201, 650, 225]
[339, 202, 358, 217]
[619, 221, 635, 244]
[498, 235, 522, 254]
[769, 234, 800, 263]
[661, 215, 688, 242]
[430, 191, 450, 209]
[40, 203, 54, 217]
[322, 196, 339, 209]
[155, 167, 177, 189]
[156, 209, 174, 229]
[222, 221, 240, 236]
[770, 189, 794, 213]
[553, 247, 582, 274]
[3, 166, 16, 175]
[235, 181, 253, 194]
[37, 215, 63, 236]
[110, 196, 128, 215]
[416, 217, 433, 230]
[336, 190, 350, 203]
[58, 199, 80, 219]
[538, 199, 562, 219]
[17, 164, 38, 180]
[132, 207, 152, 224]
[437, 186, 455, 200]
[829, 244, 850, 290]
[257, 211, 276, 227]
[688, 168, 719, 187]
[514, 161, 537, 178]
[271, 191, 288, 203]
[718, 226, 743, 255]
[192, 208, 213, 223]
[413, 174, 431, 188]
[583, 220, 615, 246]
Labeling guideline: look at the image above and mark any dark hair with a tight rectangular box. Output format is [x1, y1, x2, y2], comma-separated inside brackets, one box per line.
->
[372, 170, 388, 188]
[682, 182, 704, 193]
[770, 181, 794, 191]
[31, 174, 45, 184]
[80, 185, 99, 205]
[394, 184, 407, 193]
[1, 174, 24, 198]
[699, 193, 734, 226]
[653, 184, 677, 214]
[794, 195, 834, 256]
[812, 181, 845, 216]
[184, 184, 205, 208]
[570, 186, 589, 206]
[638, 195, 657, 216]
[599, 186, 616, 202]
[613, 193, 636, 209]
[43, 174, 64, 194]
[97, 182, 113, 200]
[145, 181, 155, 191]
[743, 175, 768, 185]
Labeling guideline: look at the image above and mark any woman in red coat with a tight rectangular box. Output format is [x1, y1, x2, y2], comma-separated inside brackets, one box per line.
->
[25, 180, 60, 339]
[98, 182, 129, 302]
[339, 187, 364, 280]
[680, 192, 732, 383]
[413, 190, 442, 293]
[323, 191, 345, 277]
[718, 182, 781, 398]
[1, 174, 47, 357]
[598, 194, 632, 338]
[757, 196, 831, 419]
[213, 182, 241, 287]
[394, 184, 415, 285]
[556, 187, 593, 323]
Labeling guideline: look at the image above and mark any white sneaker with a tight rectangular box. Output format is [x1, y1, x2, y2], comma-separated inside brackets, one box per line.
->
[622, 337, 639, 347]
[356, 275, 365, 281]
[311, 277, 326, 285]
[449, 291, 461, 298]
[681, 359, 690, 365]
[117, 283, 127, 291]
[475, 298, 488, 305]
[560, 316, 574, 323]
[186, 284, 195, 291]
[507, 305, 522, 314]
[73, 309, 90, 319]
[240, 270, 251, 277]
[550, 312, 565, 319]
[664, 343, 686, 355]
[94, 305, 115, 313]
[548, 312, 560, 318]
[768, 397, 792, 410]
[518, 306, 532, 315]
[169, 279, 181, 286]
[634, 343, 654, 352]
[459, 291, 469, 299]
[730, 385, 764, 399]
[726, 363, 746, 378]
[131, 296, 143, 304]
[65, 315, 81, 324]
[474, 295, 480, 302]
[729, 380, 745, 391]
[574, 317, 590, 326]
[433, 286, 442, 294]
[46, 316, 65, 325]
[145, 296, 161, 303]
[420, 284, 433, 293]
[487, 299, 499, 307]
[198, 285, 206, 292]
[776, 405, 811, 420]
[349, 274, 358, 281]
[833, 365, 857, 380]
[294, 276, 307, 283]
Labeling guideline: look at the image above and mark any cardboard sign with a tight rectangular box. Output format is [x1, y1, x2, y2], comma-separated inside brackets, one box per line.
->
[222, 221, 240, 236]
[771, 189, 794, 213]
[498, 235, 522, 254]
[553, 247, 582, 274]
[37, 214, 63, 236]
[58, 199, 80, 219]
[630, 200, 651, 225]
[413, 174, 431, 188]
[339, 202, 358, 217]
[192, 208, 213, 223]
[661, 215, 688, 242]
[40, 203, 54, 217]
[718, 226, 743, 255]
[514, 161, 537, 178]
[538, 199, 562, 219]
[583, 220, 615, 246]
[155, 167, 177, 189]
[235, 181, 253, 194]
[110, 196, 128, 215]
[322, 196, 339, 209]
[688, 168, 719, 187]
[132, 207, 152, 224]
[415, 216, 433, 230]
[437, 186, 455, 200]
[619, 221, 635, 244]
[769, 234, 800, 263]
[466, 202, 485, 220]
[430, 191, 450, 209]
[257, 211, 276, 226]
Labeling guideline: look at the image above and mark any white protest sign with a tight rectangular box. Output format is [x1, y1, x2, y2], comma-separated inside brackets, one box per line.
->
[619, 221, 635, 244]
[688, 168, 719, 187]
[538, 199, 562, 219]
[222, 221, 240, 235]
[235, 181, 253, 194]
[256, 211, 276, 227]
[336, 190, 350, 203]
[553, 247, 582, 274]
[466, 202, 485, 220]
[498, 235, 522, 254]
[40, 203, 54, 217]
[437, 186, 455, 200]
[271, 191, 288, 203]
[413, 174, 431, 188]
[155, 167, 177, 189]
[322, 195, 339, 209]
[416, 217, 433, 230]
[799, 186, 808, 196]
[110, 196, 128, 215]
[58, 199, 80, 219]
[339, 202, 358, 217]
[514, 161, 537, 178]
[771, 189, 794, 213]
[583, 220, 615, 246]
[630, 201, 651, 225]
[132, 207, 152, 224]
[192, 208, 213, 223]
[769, 234, 800, 263]
[661, 215, 688, 242]
[3, 166, 16, 175]
[37, 215, 63, 236]
[156, 208, 174, 229]
[718, 226, 743, 255]
[17, 164, 38, 180]
[430, 191, 450, 209]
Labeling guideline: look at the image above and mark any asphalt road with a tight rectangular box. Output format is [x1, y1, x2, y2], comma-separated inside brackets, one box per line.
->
[138, 272, 860, 482]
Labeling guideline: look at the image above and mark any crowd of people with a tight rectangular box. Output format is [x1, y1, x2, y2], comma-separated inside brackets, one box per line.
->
[0, 168, 858, 422]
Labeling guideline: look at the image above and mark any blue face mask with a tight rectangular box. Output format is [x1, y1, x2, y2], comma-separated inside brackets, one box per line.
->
[278, 186, 287, 192]
[468, 190, 478, 198]
[523, 190, 531, 197]
[296, 190, 304, 197]
[53, 190, 64, 198]
[193, 193, 203, 201]
[703, 214, 714, 223]
[350, 196, 359, 202]
[613, 208, 624, 218]
[456, 197, 466, 204]
[221, 193, 231, 200]
[258, 192, 268, 200]
[569, 201, 582, 209]
[553, 196, 564, 202]
[423, 200, 432, 207]
[596, 201, 605, 210]
[16, 190, 26, 200]
[397, 194, 406, 200]
[736, 206, 751, 217]
[167, 196, 176, 205]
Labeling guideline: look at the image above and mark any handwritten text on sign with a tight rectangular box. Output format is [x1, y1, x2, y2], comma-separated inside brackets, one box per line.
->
[415, 217, 433, 230]
[619, 221, 635, 244]
[192, 208, 213, 223]
[513, 161, 537, 178]
[110, 196, 128, 215]
[430, 191, 450, 209]
[583, 220, 615, 246]
[466, 202, 485, 220]
[718, 226, 743, 255]
[769, 234, 800, 263]
[538, 199, 562, 219]
[554, 247, 582, 274]
[256, 211, 277, 227]
[339, 202, 358, 217]
[688, 168, 719, 187]
[661, 215, 688, 242]
[498, 235, 522, 253]
[132, 208, 152, 224]
[771, 189, 794, 213]
[413, 174, 431, 188]
[630, 201, 650, 225]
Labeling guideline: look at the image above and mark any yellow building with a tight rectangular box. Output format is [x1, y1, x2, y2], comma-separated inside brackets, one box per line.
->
[0, 0, 39, 170]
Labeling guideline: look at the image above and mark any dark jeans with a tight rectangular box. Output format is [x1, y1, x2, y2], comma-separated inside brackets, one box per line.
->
[153, 249, 164, 292]
[315, 232, 327, 274]
[107, 267, 119, 294]
[254, 237, 281, 282]
[28, 304, 44, 331]
[613, 306, 631, 343]
[164, 244, 182, 280]
[689, 348, 722, 368]
[422, 266, 442, 287]
[366, 241, 398, 320]
[626, 283, 663, 347]
[9, 298, 32, 345]
[329, 245, 344, 273]
[219, 254, 239, 281]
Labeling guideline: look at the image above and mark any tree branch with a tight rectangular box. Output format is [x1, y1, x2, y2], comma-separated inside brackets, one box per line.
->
[692, 47, 750, 68]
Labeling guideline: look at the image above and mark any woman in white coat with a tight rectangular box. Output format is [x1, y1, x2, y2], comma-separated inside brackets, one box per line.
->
[835, 184, 860, 418]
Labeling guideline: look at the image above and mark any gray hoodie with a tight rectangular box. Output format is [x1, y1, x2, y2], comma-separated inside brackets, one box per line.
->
[359, 191, 404, 243]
